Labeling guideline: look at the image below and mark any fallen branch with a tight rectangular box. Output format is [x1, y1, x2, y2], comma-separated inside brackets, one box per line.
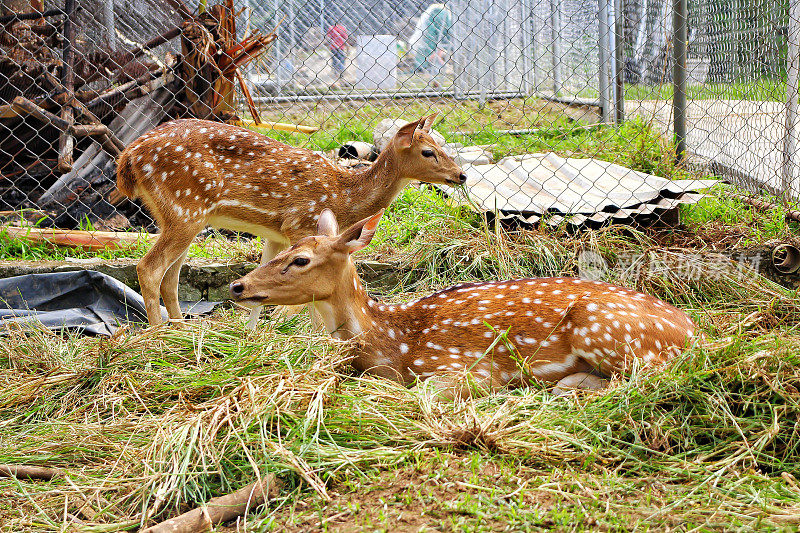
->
[1, 226, 156, 251]
[10, 96, 70, 130]
[0, 7, 63, 23]
[234, 69, 261, 125]
[141, 474, 278, 533]
[11, 97, 122, 157]
[84, 69, 165, 112]
[731, 193, 800, 223]
[0, 464, 61, 480]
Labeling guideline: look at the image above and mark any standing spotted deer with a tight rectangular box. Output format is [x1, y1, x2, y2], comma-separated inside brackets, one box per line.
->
[229, 209, 696, 397]
[116, 114, 465, 326]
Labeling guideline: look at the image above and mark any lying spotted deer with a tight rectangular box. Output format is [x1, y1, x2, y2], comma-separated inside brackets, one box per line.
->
[228, 209, 696, 397]
[116, 114, 465, 326]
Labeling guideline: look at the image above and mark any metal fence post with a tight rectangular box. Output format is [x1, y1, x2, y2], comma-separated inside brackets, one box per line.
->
[519, 0, 533, 95]
[549, 0, 562, 96]
[103, 0, 115, 49]
[614, 0, 625, 124]
[532, 6, 544, 92]
[673, 0, 688, 162]
[58, 0, 76, 173]
[782, 0, 800, 199]
[598, 0, 613, 123]
[288, 0, 295, 92]
[274, 0, 283, 94]
[478, 1, 489, 106]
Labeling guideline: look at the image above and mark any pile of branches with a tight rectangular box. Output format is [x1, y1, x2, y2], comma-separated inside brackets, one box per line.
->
[0, 0, 274, 229]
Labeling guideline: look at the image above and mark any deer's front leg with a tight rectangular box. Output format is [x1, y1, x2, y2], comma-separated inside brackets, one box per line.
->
[246, 239, 285, 329]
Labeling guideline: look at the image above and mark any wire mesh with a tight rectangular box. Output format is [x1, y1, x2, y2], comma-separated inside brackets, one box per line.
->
[0, 0, 797, 244]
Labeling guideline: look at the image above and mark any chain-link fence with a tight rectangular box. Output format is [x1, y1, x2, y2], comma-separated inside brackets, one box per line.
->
[0, 0, 797, 238]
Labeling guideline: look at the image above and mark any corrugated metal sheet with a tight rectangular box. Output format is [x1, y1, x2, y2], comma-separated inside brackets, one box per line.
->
[441, 153, 717, 227]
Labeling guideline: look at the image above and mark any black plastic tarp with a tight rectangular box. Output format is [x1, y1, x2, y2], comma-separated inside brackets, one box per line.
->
[0, 270, 218, 336]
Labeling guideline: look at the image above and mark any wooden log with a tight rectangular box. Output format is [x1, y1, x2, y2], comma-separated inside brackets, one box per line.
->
[84, 69, 164, 112]
[10, 96, 122, 157]
[72, 124, 111, 136]
[0, 7, 62, 23]
[0, 103, 18, 119]
[42, 71, 126, 154]
[58, 0, 77, 173]
[1, 225, 156, 251]
[10, 96, 70, 130]
[38, 86, 178, 208]
[0, 464, 61, 480]
[141, 474, 278, 533]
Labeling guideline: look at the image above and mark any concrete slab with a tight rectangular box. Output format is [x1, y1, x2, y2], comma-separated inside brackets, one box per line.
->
[0, 259, 409, 302]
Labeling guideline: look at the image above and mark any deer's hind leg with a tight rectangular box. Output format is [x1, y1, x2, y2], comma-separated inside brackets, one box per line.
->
[160, 248, 190, 320]
[138, 224, 203, 326]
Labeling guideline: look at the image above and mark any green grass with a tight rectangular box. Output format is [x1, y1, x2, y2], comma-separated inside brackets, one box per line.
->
[680, 185, 800, 246]
[0, 226, 261, 263]
[625, 77, 787, 102]
[248, 95, 580, 154]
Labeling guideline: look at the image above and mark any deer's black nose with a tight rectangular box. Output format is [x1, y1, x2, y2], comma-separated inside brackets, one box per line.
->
[229, 281, 245, 298]
[457, 173, 467, 184]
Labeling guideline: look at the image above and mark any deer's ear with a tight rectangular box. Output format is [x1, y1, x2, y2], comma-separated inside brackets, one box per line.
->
[393, 118, 423, 148]
[317, 208, 339, 236]
[336, 209, 384, 254]
[421, 113, 438, 132]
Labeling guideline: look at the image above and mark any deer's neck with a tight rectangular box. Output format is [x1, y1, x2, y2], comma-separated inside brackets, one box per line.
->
[336, 148, 411, 225]
[311, 262, 415, 381]
[312, 262, 372, 341]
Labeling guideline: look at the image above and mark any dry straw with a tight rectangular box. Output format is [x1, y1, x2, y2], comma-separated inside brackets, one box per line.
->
[2, 223, 800, 528]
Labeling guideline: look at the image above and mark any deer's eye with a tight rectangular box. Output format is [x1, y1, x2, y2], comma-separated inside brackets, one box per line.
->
[421, 149, 435, 158]
[291, 257, 310, 267]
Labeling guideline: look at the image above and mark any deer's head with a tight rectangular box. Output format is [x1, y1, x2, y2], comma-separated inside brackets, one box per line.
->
[389, 114, 466, 186]
[229, 209, 382, 307]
